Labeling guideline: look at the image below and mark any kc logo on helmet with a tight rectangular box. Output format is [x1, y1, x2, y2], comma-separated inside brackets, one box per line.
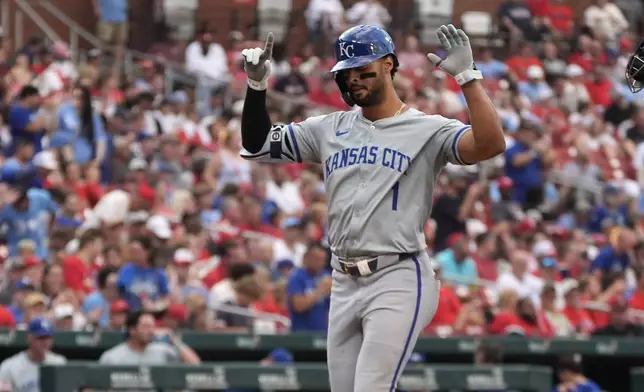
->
[339, 42, 355, 59]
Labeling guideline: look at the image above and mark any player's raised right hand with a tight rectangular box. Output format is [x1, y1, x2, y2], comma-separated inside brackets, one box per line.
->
[241, 32, 274, 91]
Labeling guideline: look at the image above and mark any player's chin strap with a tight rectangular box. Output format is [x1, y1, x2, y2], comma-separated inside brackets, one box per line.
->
[454, 67, 483, 87]
[334, 71, 355, 107]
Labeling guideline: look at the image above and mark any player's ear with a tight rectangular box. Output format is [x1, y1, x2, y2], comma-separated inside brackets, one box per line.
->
[382, 56, 393, 73]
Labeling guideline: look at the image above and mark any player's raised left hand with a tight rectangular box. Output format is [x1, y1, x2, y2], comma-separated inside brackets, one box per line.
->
[241, 32, 275, 91]
[427, 24, 475, 78]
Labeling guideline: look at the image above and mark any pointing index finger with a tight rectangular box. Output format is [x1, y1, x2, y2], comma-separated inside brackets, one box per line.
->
[261, 32, 275, 61]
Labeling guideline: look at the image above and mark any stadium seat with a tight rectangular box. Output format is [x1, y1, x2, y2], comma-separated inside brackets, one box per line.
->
[257, 0, 293, 43]
[460, 11, 497, 46]
[415, 0, 454, 45]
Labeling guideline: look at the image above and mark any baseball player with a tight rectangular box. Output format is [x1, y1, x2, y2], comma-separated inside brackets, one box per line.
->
[240, 24, 505, 391]
[0, 317, 67, 392]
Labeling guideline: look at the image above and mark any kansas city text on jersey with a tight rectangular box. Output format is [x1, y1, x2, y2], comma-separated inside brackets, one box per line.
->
[325, 146, 412, 178]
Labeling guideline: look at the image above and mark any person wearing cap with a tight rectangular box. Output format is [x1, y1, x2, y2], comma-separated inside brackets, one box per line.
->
[590, 228, 636, 288]
[490, 176, 524, 225]
[503, 118, 554, 210]
[158, 303, 188, 332]
[561, 279, 594, 335]
[77, 48, 101, 85]
[0, 317, 66, 392]
[273, 217, 307, 268]
[20, 292, 48, 327]
[108, 299, 129, 330]
[0, 186, 59, 260]
[81, 267, 120, 328]
[52, 303, 78, 330]
[286, 242, 330, 332]
[586, 184, 630, 234]
[126, 210, 150, 237]
[99, 311, 200, 365]
[117, 236, 170, 311]
[518, 65, 553, 104]
[169, 248, 208, 302]
[593, 297, 644, 336]
[5, 277, 34, 323]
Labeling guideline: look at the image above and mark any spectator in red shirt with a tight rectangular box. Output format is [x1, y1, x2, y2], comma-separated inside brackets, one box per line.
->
[425, 262, 461, 332]
[63, 229, 103, 295]
[239, 196, 282, 239]
[472, 232, 498, 281]
[569, 35, 603, 73]
[562, 280, 595, 334]
[0, 305, 16, 327]
[516, 297, 555, 337]
[108, 299, 129, 330]
[309, 75, 347, 109]
[506, 43, 544, 81]
[544, 0, 574, 35]
[629, 267, 644, 311]
[488, 289, 524, 335]
[585, 65, 613, 107]
[159, 303, 188, 331]
[202, 238, 249, 289]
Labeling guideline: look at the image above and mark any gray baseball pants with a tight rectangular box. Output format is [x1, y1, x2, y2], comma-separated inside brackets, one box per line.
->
[327, 251, 440, 392]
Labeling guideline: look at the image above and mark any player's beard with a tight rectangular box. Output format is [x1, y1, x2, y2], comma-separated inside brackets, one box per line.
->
[351, 75, 386, 107]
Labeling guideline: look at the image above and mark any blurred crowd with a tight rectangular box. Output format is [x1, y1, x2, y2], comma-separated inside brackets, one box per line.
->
[0, 0, 644, 343]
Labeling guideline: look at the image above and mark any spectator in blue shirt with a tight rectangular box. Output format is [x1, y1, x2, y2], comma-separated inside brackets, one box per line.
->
[518, 65, 553, 104]
[81, 267, 120, 327]
[435, 233, 479, 286]
[117, 236, 170, 311]
[0, 187, 59, 260]
[504, 120, 554, 210]
[286, 242, 331, 333]
[94, 0, 128, 63]
[587, 185, 632, 233]
[590, 229, 637, 288]
[50, 86, 107, 165]
[475, 48, 509, 80]
[7, 85, 48, 156]
[0, 140, 35, 185]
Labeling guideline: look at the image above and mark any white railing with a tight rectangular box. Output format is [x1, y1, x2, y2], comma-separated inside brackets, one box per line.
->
[211, 302, 292, 330]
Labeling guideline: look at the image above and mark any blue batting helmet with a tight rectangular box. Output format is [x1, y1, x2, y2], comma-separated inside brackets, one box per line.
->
[331, 25, 398, 106]
[331, 25, 397, 73]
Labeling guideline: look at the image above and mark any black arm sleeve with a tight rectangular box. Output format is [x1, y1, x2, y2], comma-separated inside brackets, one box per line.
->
[241, 87, 271, 153]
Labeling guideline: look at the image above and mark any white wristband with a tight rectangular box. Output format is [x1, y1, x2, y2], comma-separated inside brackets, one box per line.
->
[247, 78, 268, 91]
[454, 69, 483, 86]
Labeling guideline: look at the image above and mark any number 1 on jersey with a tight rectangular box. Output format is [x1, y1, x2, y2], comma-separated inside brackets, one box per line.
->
[392, 181, 400, 211]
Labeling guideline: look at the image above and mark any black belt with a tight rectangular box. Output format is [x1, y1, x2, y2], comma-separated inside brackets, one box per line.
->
[339, 252, 417, 277]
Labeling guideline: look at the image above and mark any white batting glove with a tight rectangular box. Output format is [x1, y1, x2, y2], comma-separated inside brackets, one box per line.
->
[241, 32, 274, 91]
[427, 24, 483, 86]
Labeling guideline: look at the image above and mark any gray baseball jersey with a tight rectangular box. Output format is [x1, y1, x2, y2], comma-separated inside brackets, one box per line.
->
[0, 351, 67, 392]
[98, 342, 180, 365]
[241, 108, 470, 256]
